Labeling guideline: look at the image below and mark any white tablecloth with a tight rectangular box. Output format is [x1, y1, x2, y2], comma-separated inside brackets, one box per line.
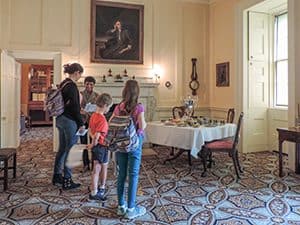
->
[145, 121, 236, 158]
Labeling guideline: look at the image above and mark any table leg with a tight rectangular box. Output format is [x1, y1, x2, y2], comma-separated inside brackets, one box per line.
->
[4, 159, 8, 191]
[279, 140, 283, 177]
[188, 151, 192, 166]
[164, 149, 191, 165]
[13, 153, 16, 178]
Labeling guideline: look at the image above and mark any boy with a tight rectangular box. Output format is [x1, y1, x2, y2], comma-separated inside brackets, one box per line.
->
[88, 93, 112, 201]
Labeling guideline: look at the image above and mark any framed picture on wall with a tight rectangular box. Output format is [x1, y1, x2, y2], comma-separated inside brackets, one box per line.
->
[90, 0, 144, 64]
[216, 62, 230, 87]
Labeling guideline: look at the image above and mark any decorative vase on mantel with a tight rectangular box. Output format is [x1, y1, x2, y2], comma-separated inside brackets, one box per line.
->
[107, 69, 113, 82]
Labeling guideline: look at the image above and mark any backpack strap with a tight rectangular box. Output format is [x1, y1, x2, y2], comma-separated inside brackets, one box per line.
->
[58, 80, 73, 105]
[59, 80, 72, 90]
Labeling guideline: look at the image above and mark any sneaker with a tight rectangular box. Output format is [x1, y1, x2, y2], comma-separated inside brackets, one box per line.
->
[89, 190, 107, 202]
[117, 205, 127, 216]
[125, 206, 146, 219]
[98, 187, 107, 194]
[62, 178, 81, 190]
[52, 174, 63, 186]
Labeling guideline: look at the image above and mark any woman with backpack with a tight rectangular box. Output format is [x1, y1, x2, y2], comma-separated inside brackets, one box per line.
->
[52, 63, 85, 190]
[112, 80, 147, 219]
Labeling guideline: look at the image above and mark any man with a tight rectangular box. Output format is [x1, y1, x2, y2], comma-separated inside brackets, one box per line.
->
[80, 76, 99, 171]
[102, 20, 133, 59]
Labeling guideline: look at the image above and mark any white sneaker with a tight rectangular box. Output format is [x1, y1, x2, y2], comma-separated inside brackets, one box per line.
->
[125, 206, 146, 219]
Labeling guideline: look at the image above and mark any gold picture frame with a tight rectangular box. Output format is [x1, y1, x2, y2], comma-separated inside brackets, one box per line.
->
[90, 0, 144, 64]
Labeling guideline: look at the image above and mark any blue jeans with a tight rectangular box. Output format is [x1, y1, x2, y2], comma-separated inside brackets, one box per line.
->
[53, 115, 78, 178]
[116, 135, 143, 209]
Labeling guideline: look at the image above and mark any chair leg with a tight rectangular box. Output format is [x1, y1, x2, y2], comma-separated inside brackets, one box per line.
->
[207, 151, 214, 168]
[200, 148, 208, 177]
[235, 151, 243, 173]
[232, 151, 240, 179]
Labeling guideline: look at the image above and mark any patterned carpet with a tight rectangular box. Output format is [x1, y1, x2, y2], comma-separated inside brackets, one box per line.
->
[1, 127, 300, 225]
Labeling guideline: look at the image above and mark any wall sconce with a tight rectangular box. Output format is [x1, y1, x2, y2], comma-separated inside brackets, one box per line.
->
[165, 81, 172, 88]
[152, 64, 163, 83]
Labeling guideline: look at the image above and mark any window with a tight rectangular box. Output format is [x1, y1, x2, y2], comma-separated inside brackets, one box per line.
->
[274, 13, 288, 106]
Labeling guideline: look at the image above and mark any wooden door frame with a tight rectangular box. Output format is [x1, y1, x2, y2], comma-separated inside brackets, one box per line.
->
[6, 50, 61, 151]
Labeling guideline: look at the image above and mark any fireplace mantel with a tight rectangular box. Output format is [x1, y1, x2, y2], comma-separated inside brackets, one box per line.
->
[77, 80, 159, 121]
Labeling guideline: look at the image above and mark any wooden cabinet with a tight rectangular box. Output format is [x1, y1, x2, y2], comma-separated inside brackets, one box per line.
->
[28, 65, 53, 125]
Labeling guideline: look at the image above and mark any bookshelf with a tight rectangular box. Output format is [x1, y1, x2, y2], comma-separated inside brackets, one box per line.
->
[28, 64, 53, 125]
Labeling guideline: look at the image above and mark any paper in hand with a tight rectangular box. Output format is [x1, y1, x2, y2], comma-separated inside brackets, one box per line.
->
[76, 129, 88, 136]
[84, 103, 97, 113]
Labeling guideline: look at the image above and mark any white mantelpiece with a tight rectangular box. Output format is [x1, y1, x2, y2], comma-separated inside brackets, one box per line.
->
[77, 81, 159, 121]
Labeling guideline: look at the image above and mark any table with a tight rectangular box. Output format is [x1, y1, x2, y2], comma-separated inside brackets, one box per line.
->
[145, 121, 236, 164]
[277, 127, 300, 177]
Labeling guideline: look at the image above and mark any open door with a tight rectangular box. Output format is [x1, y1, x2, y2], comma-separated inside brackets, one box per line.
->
[245, 11, 270, 152]
[0, 50, 21, 148]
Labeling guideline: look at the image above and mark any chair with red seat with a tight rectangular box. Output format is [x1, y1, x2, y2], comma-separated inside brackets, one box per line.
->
[200, 112, 244, 179]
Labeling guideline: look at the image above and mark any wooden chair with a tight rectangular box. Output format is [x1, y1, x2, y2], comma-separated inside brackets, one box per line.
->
[172, 106, 194, 119]
[0, 148, 17, 191]
[200, 112, 244, 179]
[226, 108, 235, 123]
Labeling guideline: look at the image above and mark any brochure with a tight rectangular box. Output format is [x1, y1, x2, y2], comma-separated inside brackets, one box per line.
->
[76, 129, 88, 136]
[84, 103, 97, 113]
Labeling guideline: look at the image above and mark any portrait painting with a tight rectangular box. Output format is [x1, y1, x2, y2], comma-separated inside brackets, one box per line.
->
[216, 62, 230, 87]
[91, 0, 144, 64]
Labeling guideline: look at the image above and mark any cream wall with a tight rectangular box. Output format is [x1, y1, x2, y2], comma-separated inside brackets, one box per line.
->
[209, 0, 238, 109]
[0, 0, 209, 112]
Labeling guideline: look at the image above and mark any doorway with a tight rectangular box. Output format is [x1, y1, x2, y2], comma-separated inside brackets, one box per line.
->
[19, 60, 54, 129]
[1, 50, 61, 149]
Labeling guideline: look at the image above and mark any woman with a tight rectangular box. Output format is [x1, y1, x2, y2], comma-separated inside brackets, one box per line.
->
[52, 63, 85, 190]
[112, 80, 147, 219]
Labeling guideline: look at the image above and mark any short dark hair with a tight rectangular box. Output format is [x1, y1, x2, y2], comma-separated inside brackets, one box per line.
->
[84, 76, 96, 84]
[96, 93, 112, 108]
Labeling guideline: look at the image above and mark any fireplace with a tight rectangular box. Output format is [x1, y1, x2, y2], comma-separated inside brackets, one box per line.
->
[77, 79, 159, 121]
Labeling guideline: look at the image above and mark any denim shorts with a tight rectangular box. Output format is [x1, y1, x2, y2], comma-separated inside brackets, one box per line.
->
[92, 144, 108, 164]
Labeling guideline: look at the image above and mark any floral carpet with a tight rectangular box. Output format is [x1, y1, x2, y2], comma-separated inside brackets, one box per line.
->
[1, 127, 300, 225]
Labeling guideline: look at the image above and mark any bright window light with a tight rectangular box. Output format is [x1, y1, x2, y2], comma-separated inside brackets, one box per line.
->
[274, 13, 288, 107]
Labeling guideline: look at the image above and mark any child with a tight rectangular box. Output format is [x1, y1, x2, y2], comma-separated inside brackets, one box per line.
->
[112, 80, 147, 219]
[88, 93, 112, 201]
